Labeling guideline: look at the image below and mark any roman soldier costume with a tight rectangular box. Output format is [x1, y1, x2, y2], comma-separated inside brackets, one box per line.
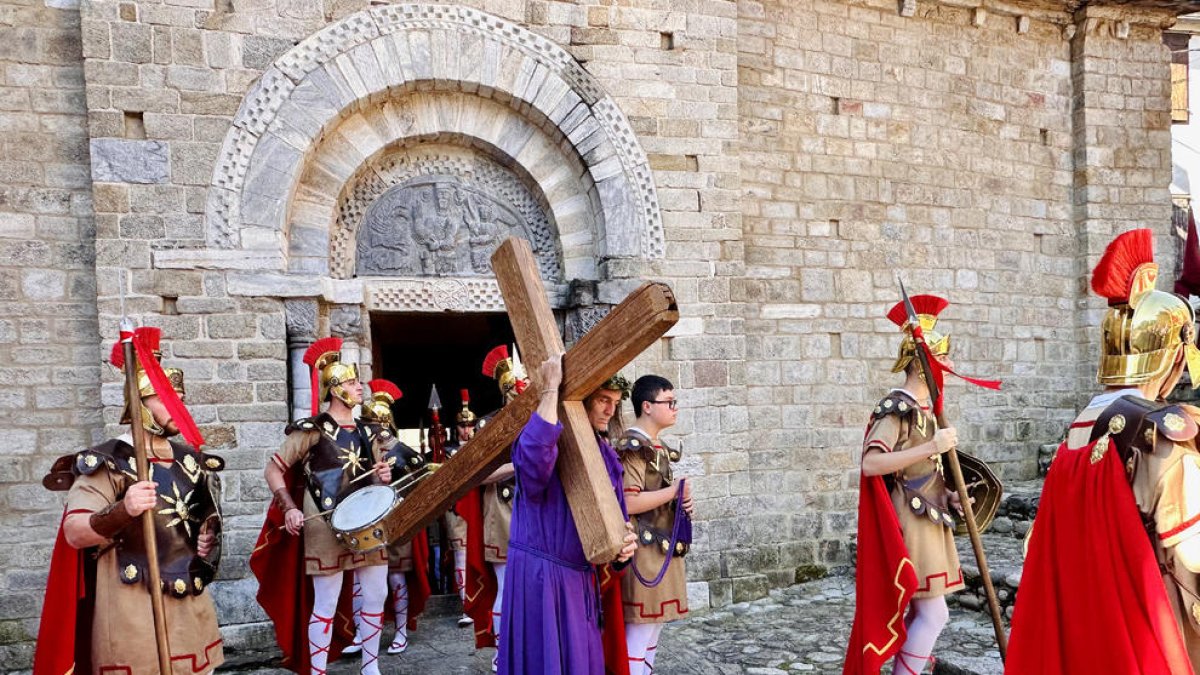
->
[615, 429, 688, 624]
[445, 389, 476, 628]
[1009, 229, 1200, 674]
[361, 379, 431, 655]
[34, 326, 225, 675]
[251, 336, 392, 675]
[845, 294, 1002, 675]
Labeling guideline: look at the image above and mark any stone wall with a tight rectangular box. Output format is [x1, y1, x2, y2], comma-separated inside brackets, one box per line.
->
[0, 0, 101, 664]
[736, 0, 1177, 570]
[0, 0, 1187, 666]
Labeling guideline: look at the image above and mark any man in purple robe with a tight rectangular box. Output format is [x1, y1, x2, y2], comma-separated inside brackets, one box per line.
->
[496, 353, 639, 674]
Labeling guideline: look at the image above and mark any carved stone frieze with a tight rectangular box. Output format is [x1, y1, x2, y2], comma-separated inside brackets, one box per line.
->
[343, 145, 561, 281]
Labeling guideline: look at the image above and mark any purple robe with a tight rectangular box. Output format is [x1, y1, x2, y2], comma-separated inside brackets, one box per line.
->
[496, 412, 628, 675]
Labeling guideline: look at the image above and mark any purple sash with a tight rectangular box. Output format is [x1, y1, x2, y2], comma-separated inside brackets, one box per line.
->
[632, 478, 692, 588]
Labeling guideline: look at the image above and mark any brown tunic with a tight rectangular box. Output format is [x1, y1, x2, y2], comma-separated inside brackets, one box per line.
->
[483, 479, 513, 563]
[445, 510, 468, 552]
[68, 464, 225, 674]
[272, 421, 387, 575]
[862, 390, 962, 599]
[619, 429, 688, 624]
[1068, 395, 1200, 669]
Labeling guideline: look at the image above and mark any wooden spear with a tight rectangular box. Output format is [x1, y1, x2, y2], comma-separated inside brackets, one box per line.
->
[898, 279, 1008, 659]
[119, 319, 173, 674]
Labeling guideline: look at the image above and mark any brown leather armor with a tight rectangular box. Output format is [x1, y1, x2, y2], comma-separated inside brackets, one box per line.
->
[1089, 395, 1199, 479]
[616, 428, 688, 557]
[45, 438, 224, 597]
[287, 412, 378, 513]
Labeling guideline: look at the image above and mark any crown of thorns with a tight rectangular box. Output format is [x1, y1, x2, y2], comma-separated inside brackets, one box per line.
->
[600, 373, 632, 400]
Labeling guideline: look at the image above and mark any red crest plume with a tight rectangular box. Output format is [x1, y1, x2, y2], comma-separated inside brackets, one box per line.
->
[368, 379, 402, 401]
[886, 295, 949, 327]
[110, 339, 126, 370]
[303, 336, 343, 368]
[461, 388, 471, 403]
[1091, 228, 1155, 304]
[482, 345, 510, 378]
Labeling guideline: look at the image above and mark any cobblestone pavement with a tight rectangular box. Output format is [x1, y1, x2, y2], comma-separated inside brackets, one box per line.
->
[223, 575, 1005, 675]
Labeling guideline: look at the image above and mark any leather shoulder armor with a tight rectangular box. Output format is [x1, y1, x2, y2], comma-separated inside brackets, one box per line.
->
[74, 439, 132, 477]
[1090, 396, 1197, 464]
[286, 413, 333, 436]
[871, 391, 919, 422]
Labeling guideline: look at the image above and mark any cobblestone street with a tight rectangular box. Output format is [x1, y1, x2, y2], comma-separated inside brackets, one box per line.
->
[223, 574, 1005, 675]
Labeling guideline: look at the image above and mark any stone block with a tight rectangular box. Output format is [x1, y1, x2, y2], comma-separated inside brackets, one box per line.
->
[90, 139, 170, 184]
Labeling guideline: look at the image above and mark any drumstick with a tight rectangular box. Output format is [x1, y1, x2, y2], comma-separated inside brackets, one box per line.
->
[275, 507, 334, 531]
[346, 456, 398, 486]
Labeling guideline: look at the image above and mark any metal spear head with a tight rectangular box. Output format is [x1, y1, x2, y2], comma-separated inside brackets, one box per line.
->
[428, 384, 442, 411]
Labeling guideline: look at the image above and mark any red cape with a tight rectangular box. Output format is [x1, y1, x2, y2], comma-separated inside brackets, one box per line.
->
[844, 471, 918, 675]
[1007, 439, 1193, 674]
[459, 487, 498, 648]
[250, 468, 355, 673]
[403, 531, 432, 630]
[33, 510, 94, 675]
[599, 563, 630, 675]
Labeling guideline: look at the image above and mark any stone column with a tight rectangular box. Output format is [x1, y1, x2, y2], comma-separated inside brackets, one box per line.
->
[331, 304, 365, 415]
[285, 299, 319, 421]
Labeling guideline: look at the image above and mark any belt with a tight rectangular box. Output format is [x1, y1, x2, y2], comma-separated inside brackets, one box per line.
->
[508, 540, 601, 627]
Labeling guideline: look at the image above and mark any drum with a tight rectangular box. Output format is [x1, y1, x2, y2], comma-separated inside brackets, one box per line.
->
[330, 485, 400, 553]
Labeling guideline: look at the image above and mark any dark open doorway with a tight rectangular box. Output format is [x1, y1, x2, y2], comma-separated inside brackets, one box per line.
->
[371, 311, 517, 430]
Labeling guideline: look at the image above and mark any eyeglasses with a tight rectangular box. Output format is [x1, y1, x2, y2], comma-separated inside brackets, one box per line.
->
[647, 399, 678, 411]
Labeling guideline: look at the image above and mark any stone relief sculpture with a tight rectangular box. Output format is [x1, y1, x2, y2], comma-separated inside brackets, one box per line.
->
[351, 154, 561, 280]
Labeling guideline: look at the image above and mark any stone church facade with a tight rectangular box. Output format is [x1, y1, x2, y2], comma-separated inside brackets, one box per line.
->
[0, 0, 1191, 663]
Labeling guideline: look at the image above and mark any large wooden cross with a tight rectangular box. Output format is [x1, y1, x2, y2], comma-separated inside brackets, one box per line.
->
[382, 237, 678, 563]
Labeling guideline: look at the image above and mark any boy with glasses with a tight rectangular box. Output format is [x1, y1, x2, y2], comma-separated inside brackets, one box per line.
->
[617, 375, 692, 675]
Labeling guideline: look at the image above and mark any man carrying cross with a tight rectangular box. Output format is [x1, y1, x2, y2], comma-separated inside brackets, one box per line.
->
[495, 354, 638, 674]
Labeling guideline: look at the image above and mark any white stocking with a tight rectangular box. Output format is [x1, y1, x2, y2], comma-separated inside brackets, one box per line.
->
[454, 549, 467, 600]
[491, 562, 506, 672]
[355, 565, 388, 675]
[892, 596, 949, 675]
[388, 571, 409, 652]
[625, 622, 662, 675]
[644, 623, 664, 673]
[308, 572, 344, 675]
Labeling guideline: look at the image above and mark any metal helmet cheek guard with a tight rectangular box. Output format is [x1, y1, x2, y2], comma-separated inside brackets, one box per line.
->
[1092, 229, 1200, 388]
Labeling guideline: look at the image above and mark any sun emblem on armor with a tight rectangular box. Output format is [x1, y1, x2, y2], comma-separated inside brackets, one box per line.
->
[83, 454, 98, 468]
[1108, 415, 1126, 435]
[173, 579, 187, 594]
[1165, 413, 1187, 433]
[339, 442, 367, 475]
[194, 577, 204, 591]
[157, 482, 198, 536]
[124, 564, 138, 580]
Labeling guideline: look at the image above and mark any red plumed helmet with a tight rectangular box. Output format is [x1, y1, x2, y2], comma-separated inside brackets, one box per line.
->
[481, 345, 510, 378]
[303, 336, 343, 368]
[886, 295, 949, 327]
[368, 379, 402, 402]
[1091, 228, 1156, 305]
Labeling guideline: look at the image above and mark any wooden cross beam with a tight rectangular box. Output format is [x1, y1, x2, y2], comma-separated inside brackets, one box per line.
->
[383, 237, 678, 563]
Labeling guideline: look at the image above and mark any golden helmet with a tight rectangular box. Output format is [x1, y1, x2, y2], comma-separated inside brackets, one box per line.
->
[482, 345, 527, 401]
[886, 294, 951, 373]
[1092, 228, 1200, 387]
[302, 337, 359, 415]
[110, 328, 187, 437]
[456, 389, 477, 425]
[363, 379, 402, 428]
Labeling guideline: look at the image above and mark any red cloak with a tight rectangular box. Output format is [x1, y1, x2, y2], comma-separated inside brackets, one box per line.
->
[33, 510, 95, 675]
[404, 531, 432, 630]
[1006, 438, 1193, 674]
[600, 562, 631, 675]
[249, 468, 355, 673]
[459, 486, 498, 648]
[844, 471, 918, 675]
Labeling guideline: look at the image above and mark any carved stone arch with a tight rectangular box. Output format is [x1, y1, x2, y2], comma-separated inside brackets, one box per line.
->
[205, 3, 664, 269]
